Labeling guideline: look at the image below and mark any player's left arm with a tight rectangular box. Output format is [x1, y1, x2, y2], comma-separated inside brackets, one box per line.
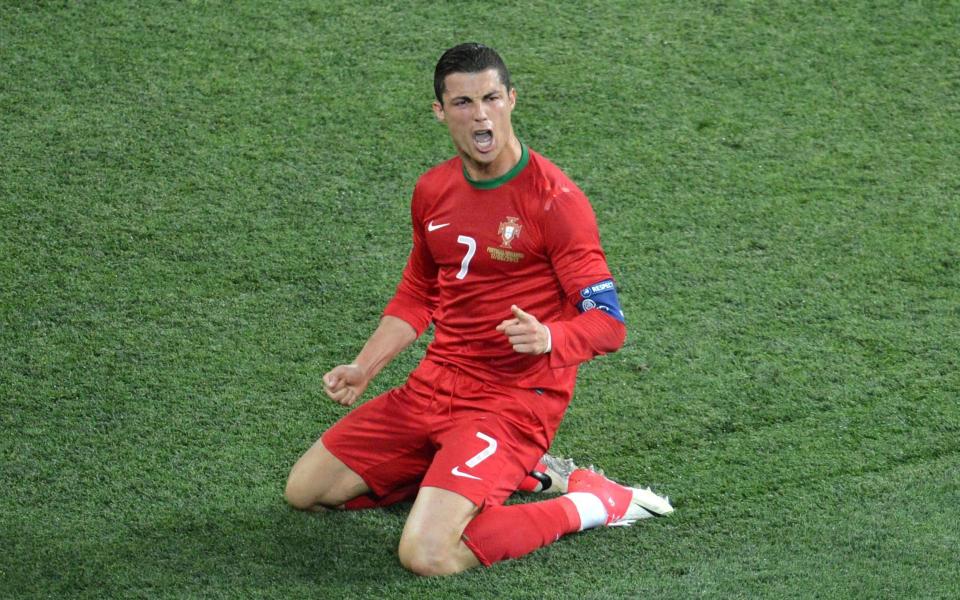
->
[498, 185, 626, 365]
[542, 286, 626, 367]
[498, 291, 625, 364]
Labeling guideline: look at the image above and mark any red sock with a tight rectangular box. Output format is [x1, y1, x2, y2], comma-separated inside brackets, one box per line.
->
[461, 497, 582, 566]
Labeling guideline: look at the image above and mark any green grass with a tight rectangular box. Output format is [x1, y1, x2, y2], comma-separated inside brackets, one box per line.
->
[3, 1, 959, 598]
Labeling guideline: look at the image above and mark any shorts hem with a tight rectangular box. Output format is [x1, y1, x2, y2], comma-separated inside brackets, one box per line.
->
[418, 482, 486, 511]
[320, 437, 392, 499]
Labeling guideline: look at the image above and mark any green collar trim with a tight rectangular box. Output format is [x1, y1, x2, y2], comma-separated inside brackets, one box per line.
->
[463, 143, 529, 190]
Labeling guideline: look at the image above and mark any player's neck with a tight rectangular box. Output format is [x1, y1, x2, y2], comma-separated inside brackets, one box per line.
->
[461, 135, 522, 182]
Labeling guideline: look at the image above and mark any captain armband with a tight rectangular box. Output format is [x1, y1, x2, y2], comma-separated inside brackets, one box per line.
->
[576, 279, 626, 324]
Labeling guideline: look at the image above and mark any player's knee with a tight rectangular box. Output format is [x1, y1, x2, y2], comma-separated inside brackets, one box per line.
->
[284, 465, 338, 511]
[397, 534, 463, 577]
[285, 463, 358, 511]
[398, 545, 451, 577]
[284, 470, 315, 511]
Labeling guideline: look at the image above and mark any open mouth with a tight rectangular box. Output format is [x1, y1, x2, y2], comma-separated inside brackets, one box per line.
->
[473, 129, 494, 152]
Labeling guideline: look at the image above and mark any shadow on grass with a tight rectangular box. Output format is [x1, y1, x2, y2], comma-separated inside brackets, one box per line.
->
[6, 501, 416, 597]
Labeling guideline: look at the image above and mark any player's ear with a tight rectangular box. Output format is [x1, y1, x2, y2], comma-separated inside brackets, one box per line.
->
[508, 87, 517, 109]
[432, 100, 445, 123]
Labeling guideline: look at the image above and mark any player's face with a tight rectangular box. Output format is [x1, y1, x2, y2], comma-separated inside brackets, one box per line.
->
[433, 69, 518, 179]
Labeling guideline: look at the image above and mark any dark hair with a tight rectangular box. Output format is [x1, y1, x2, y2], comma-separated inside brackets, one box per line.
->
[433, 43, 513, 104]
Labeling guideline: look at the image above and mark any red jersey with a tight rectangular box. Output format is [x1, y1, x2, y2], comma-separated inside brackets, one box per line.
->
[384, 145, 624, 401]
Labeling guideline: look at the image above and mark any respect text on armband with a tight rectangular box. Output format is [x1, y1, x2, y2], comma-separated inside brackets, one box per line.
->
[577, 279, 625, 323]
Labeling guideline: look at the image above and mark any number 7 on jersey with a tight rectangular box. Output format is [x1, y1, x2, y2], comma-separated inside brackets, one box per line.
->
[456, 235, 476, 280]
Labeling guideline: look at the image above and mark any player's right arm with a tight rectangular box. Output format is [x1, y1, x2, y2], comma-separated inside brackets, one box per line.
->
[323, 316, 418, 406]
[382, 182, 440, 334]
[324, 183, 440, 407]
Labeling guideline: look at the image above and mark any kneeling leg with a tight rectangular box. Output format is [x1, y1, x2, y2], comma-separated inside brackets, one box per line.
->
[285, 438, 369, 511]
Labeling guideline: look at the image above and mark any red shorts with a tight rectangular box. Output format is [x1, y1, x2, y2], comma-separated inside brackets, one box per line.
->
[321, 359, 561, 508]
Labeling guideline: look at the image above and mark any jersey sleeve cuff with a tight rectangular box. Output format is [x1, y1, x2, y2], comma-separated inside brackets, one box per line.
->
[382, 298, 432, 337]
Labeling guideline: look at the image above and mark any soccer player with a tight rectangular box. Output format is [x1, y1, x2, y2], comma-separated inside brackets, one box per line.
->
[285, 43, 673, 576]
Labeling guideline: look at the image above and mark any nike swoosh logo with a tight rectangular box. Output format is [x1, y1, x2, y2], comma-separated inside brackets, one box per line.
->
[451, 466, 482, 480]
[427, 221, 450, 232]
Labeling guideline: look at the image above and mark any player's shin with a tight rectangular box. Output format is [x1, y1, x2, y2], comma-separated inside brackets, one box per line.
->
[461, 498, 582, 566]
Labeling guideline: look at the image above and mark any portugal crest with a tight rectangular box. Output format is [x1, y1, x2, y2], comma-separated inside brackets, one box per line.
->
[498, 216, 522, 248]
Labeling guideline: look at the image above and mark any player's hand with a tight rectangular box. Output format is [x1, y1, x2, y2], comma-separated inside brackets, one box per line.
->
[496, 305, 550, 355]
[322, 363, 368, 407]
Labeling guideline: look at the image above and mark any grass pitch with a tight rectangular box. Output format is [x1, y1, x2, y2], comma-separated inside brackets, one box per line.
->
[2, 1, 959, 598]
